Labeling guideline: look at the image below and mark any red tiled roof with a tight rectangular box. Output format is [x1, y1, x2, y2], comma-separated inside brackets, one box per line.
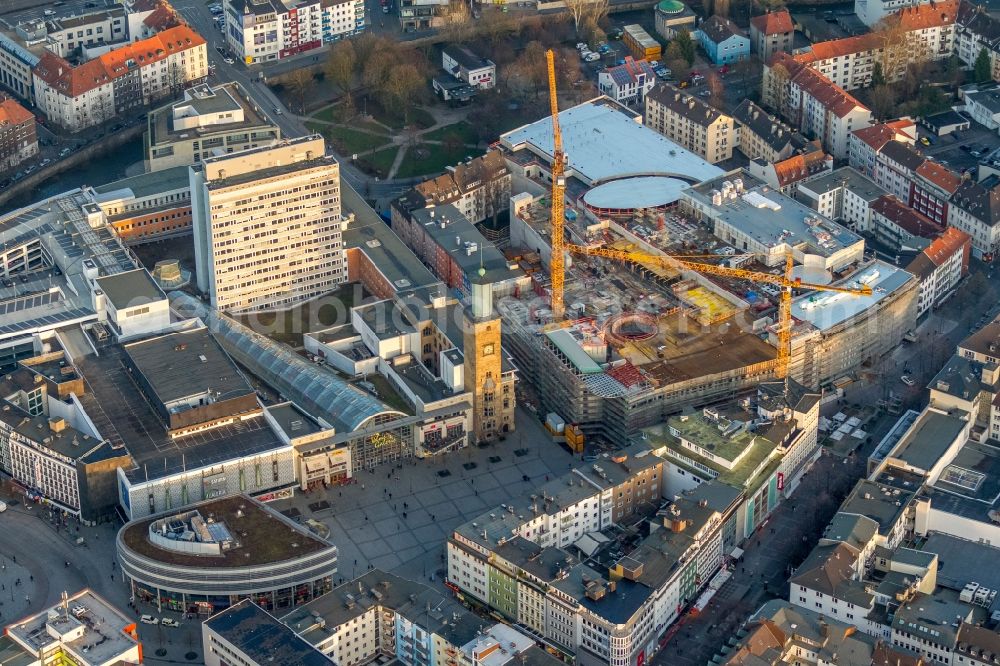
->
[794, 0, 957, 64]
[924, 226, 971, 266]
[851, 120, 915, 151]
[770, 52, 869, 118]
[915, 160, 961, 194]
[143, 3, 182, 31]
[795, 33, 882, 63]
[897, 0, 958, 29]
[33, 25, 204, 98]
[773, 149, 830, 187]
[750, 10, 793, 36]
[871, 194, 944, 238]
[0, 98, 34, 126]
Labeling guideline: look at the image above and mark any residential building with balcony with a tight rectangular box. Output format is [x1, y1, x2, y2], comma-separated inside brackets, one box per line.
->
[644, 84, 735, 163]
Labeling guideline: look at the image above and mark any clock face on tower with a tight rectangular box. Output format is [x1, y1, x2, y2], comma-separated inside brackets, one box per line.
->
[483, 344, 495, 356]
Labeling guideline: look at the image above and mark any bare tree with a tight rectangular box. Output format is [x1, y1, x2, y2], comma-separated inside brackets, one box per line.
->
[326, 40, 357, 101]
[764, 60, 791, 114]
[565, 0, 595, 36]
[585, 0, 609, 31]
[286, 68, 314, 114]
[874, 16, 912, 84]
[481, 11, 516, 48]
[384, 63, 424, 123]
[706, 71, 724, 108]
[441, 1, 473, 42]
[363, 50, 395, 90]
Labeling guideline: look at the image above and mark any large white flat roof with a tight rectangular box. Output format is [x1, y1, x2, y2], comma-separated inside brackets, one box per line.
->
[792, 260, 914, 332]
[500, 98, 723, 186]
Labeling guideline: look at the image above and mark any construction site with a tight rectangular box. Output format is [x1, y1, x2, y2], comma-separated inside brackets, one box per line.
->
[493, 58, 919, 448]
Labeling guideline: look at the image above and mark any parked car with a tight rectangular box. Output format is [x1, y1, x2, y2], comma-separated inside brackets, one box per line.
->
[598, 44, 611, 54]
[576, 42, 588, 51]
[718, 64, 729, 74]
[58, 147, 71, 157]
[585, 52, 601, 62]
[920, 136, 930, 146]
[0, 500, 6, 513]
[224, 57, 235, 64]
[900, 375, 916, 387]
[607, 28, 623, 39]
[140, 615, 159, 625]
[161, 618, 181, 628]
[40, 158, 51, 167]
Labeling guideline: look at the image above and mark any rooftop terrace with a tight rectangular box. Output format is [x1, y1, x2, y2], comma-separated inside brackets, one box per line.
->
[119, 495, 332, 568]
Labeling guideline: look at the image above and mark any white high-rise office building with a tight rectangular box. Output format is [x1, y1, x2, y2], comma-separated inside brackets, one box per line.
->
[190, 135, 346, 312]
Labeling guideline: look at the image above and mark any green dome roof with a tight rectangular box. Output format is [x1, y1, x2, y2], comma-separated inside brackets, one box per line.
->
[657, 0, 685, 13]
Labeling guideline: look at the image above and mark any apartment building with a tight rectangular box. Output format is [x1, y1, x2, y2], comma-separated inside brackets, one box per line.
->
[695, 15, 749, 64]
[389, 202, 524, 297]
[644, 84, 735, 163]
[44, 6, 129, 58]
[869, 194, 944, 253]
[795, 1, 957, 91]
[225, 0, 363, 64]
[32, 25, 208, 131]
[448, 458, 727, 666]
[763, 53, 872, 160]
[748, 148, 832, 194]
[948, 175, 1000, 258]
[796, 166, 888, 232]
[732, 100, 809, 162]
[0, 34, 39, 104]
[407, 150, 510, 231]
[146, 81, 280, 171]
[956, 0, 1000, 77]
[203, 600, 332, 666]
[749, 10, 794, 61]
[848, 120, 917, 178]
[905, 226, 971, 316]
[725, 599, 923, 665]
[190, 135, 346, 312]
[856, 0, 928, 27]
[0, 97, 37, 173]
[598, 57, 656, 106]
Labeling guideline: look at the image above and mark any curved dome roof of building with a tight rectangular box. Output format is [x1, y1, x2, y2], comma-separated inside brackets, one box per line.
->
[169, 292, 402, 432]
[657, 0, 686, 13]
[583, 176, 690, 211]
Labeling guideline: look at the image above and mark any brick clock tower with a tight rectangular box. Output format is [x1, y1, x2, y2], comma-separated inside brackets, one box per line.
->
[463, 272, 516, 444]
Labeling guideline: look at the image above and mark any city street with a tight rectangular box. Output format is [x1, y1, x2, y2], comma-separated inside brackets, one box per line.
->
[652, 445, 869, 666]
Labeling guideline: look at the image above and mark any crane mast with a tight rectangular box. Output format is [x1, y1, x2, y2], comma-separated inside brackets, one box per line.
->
[546, 49, 566, 321]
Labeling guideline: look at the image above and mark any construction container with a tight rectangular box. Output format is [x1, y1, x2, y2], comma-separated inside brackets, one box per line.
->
[623, 24, 662, 61]
[565, 424, 585, 452]
[545, 412, 566, 434]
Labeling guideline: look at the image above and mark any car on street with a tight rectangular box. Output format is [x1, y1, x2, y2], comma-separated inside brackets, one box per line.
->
[59, 147, 71, 157]
[718, 65, 729, 74]
[40, 158, 51, 167]
[900, 375, 916, 386]
[140, 615, 158, 625]
[608, 28, 623, 39]
[698, 89, 711, 97]
[161, 618, 181, 628]
[224, 57, 235, 64]
[920, 136, 930, 146]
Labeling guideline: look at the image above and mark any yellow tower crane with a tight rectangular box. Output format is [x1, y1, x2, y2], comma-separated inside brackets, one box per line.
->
[541, 54, 870, 379]
[565, 244, 873, 379]
[546, 49, 566, 321]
